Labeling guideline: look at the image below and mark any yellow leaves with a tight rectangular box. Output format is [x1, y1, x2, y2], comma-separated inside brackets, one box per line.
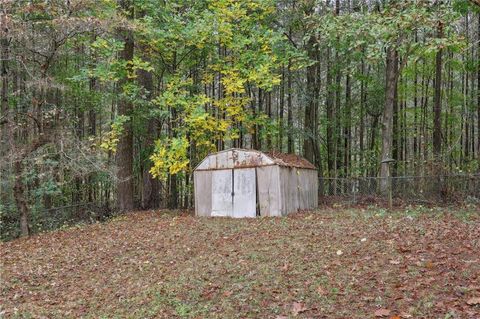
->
[247, 63, 281, 90]
[149, 147, 167, 178]
[170, 160, 190, 176]
[217, 120, 230, 132]
[150, 137, 190, 180]
[261, 42, 272, 53]
[99, 115, 129, 153]
[202, 72, 214, 84]
[185, 109, 221, 144]
[209, 0, 248, 21]
[221, 68, 246, 94]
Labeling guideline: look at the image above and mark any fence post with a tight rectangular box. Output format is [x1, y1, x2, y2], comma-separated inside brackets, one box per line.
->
[352, 177, 358, 204]
[381, 158, 396, 209]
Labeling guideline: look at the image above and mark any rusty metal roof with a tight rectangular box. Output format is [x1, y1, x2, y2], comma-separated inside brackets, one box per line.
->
[265, 151, 316, 170]
[194, 148, 316, 171]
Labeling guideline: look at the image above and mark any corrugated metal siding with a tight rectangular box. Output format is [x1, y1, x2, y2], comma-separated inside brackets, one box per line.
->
[194, 149, 318, 217]
[278, 167, 318, 215]
[279, 167, 299, 215]
[233, 168, 257, 218]
[194, 171, 212, 216]
[299, 169, 313, 210]
[312, 172, 318, 207]
[257, 166, 281, 217]
[278, 167, 287, 216]
[211, 169, 233, 217]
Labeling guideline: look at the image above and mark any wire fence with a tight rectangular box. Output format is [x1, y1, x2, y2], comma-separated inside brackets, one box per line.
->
[319, 174, 480, 205]
[0, 201, 112, 240]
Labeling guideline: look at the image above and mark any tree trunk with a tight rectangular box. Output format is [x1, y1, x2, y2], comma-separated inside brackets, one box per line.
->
[0, 13, 8, 207]
[278, 65, 285, 151]
[380, 47, 398, 193]
[0, 10, 8, 156]
[256, 88, 263, 150]
[392, 72, 399, 176]
[303, 33, 317, 163]
[344, 71, 351, 176]
[266, 91, 272, 150]
[139, 68, 161, 210]
[433, 21, 443, 159]
[14, 161, 29, 237]
[334, 0, 342, 178]
[115, 0, 134, 212]
[359, 59, 366, 174]
[287, 60, 294, 153]
[477, 13, 480, 164]
[325, 47, 334, 179]
[137, 26, 161, 210]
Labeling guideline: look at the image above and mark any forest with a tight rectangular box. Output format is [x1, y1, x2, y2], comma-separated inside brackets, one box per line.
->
[1, 0, 480, 239]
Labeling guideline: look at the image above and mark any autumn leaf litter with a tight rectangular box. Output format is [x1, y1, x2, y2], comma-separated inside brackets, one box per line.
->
[1, 208, 479, 318]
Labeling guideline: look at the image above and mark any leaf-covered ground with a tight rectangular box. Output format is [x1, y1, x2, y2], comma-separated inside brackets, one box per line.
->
[1, 207, 480, 318]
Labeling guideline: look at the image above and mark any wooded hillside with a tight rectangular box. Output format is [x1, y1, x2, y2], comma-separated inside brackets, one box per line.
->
[1, 0, 479, 239]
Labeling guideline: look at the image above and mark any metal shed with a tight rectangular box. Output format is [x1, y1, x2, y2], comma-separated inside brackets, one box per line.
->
[193, 148, 318, 217]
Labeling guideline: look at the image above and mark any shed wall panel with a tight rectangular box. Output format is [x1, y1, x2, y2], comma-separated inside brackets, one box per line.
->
[194, 171, 212, 216]
[233, 168, 256, 218]
[293, 168, 301, 211]
[211, 169, 233, 217]
[300, 170, 318, 209]
[310, 170, 316, 207]
[257, 166, 281, 217]
[298, 169, 306, 210]
[309, 170, 316, 207]
[279, 167, 300, 215]
[278, 167, 288, 215]
[298, 169, 315, 210]
[313, 172, 318, 207]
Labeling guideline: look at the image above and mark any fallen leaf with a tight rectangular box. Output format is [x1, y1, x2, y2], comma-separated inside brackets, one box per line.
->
[374, 308, 391, 317]
[292, 302, 307, 316]
[390, 316, 401, 319]
[316, 286, 326, 295]
[425, 261, 434, 269]
[466, 297, 480, 305]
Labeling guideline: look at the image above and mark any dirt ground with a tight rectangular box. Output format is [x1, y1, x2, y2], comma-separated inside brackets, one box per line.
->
[1, 207, 479, 318]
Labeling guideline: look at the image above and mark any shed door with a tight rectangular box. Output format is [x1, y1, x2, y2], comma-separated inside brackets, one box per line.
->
[211, 169, 233, 217]
[233, 168, 256, 218]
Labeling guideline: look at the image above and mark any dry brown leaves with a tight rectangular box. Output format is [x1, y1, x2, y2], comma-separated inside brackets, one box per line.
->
[1, 208, 479, 318]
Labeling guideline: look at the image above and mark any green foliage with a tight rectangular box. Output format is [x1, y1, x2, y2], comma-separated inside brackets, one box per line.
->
[100, 115, 130, 153]
[318, 0, 465, 66]
[142, 0, 287, 178]
[3, 0, 479, 240]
